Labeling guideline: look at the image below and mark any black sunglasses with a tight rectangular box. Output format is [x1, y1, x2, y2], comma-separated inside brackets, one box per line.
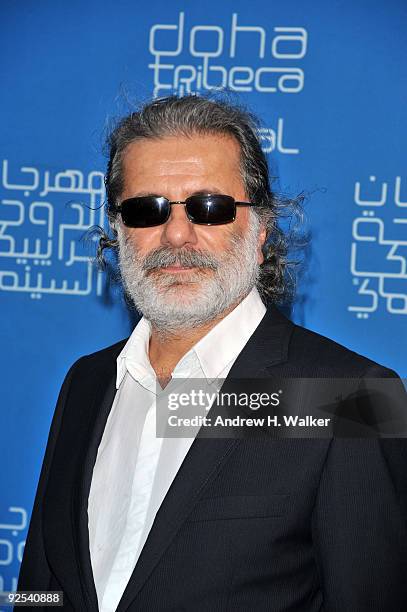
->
[113, 194, 255, 228]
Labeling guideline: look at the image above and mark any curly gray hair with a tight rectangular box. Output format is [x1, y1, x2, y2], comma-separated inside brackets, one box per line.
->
[96, 94, 303, 304]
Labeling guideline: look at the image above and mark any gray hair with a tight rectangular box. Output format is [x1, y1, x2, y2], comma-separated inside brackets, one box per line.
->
[96, 94, 304, 304]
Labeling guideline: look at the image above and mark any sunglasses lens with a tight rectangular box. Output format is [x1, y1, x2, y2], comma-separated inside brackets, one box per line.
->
[120, 197, 169, 228]
[186, 195, 236, 225]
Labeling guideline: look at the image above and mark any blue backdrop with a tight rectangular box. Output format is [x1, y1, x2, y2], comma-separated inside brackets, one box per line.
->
[1, 0, 406, 593]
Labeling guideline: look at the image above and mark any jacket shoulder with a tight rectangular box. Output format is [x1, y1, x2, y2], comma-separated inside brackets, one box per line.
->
[288, 321, 398, 378]
[69, 337, 129, 373]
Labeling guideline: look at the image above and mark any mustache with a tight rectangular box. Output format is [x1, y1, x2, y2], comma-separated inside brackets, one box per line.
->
[141, 247, 220, 272]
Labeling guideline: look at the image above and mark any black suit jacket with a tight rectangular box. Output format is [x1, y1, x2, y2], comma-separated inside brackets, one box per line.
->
[18, 305, 407, 611]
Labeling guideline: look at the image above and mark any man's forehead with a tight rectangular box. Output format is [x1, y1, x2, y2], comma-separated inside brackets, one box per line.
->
[122, 133, 242, 175]
[127, 156, 213, 177]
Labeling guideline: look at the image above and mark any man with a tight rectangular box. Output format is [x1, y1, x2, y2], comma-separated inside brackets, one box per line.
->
[18, 95, 407, 611]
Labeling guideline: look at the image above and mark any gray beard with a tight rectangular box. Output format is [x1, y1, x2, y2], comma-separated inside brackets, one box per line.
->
[116, 211, 262, 334]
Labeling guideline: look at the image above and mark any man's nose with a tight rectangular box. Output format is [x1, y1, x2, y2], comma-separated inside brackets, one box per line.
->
[160, 203, 198, 248]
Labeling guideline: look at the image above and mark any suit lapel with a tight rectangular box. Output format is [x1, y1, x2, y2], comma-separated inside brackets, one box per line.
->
[116, 436, 240, 611]
[221, 304, 294, 378]
[71, 371, 118, 610]
[115, 304, 295, 609]
[42, 350, 121, 611]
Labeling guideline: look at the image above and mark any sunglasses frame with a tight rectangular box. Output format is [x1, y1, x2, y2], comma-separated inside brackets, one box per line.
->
[113, 194, 256, 228]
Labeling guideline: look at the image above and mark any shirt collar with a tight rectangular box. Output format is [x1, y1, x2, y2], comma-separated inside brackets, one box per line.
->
[189, 287, 266, 380]
[116, 317, 154, 389]
[116, 287, 266, 388]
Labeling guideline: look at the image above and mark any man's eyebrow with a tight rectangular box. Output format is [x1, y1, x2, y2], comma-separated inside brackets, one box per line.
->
[189, 188, 224, 196]
[125, 191, 161, 198]
[126, 188, 226, 199]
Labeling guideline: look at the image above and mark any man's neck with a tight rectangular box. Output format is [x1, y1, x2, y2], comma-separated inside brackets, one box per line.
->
[148, 297, 244, 387]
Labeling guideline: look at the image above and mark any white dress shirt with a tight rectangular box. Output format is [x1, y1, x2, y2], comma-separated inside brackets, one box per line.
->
[87, 287, 266, 611]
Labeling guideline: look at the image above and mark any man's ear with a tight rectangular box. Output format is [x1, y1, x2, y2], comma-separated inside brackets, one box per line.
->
[257, 225, 267, 265]
[109, 215, 120, 235]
